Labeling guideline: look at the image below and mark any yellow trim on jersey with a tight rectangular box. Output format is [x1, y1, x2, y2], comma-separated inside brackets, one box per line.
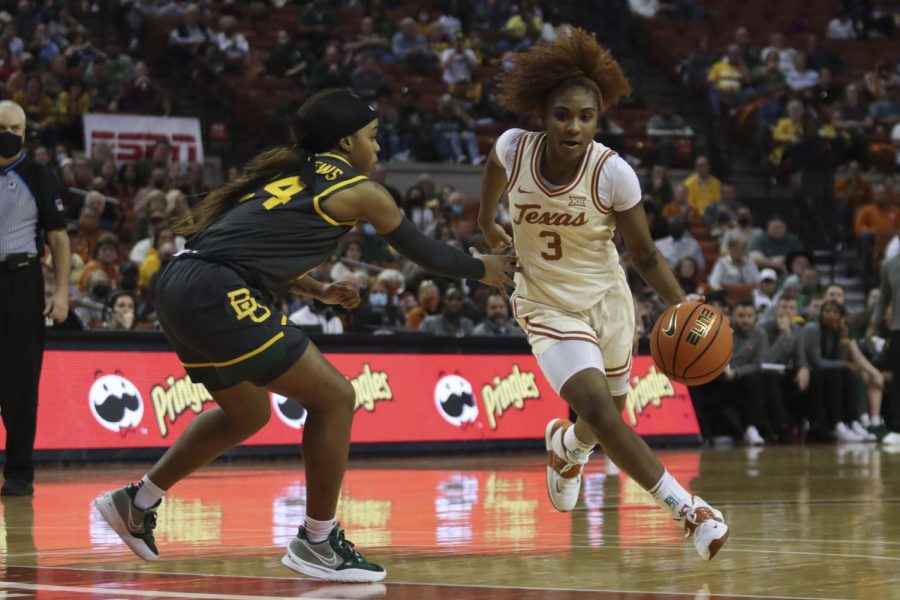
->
[313, 175, 368, 227]
[181, 332, 285, 368]
[317, 152, 353, 167]
[281, 315, 288, 326]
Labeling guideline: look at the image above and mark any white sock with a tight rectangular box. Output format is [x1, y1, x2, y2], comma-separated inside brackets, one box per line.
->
[304, 516, 337, 544]
[649, 470, 693, 520]
[134, 475, 166, 510]
[872, 415, 884, 427]
[860, 413, 871, 428]
[563, 425, 594, 460]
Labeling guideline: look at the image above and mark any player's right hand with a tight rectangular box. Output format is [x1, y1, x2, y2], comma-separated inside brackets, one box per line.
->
[470, 247, 518, 296]
[481, 222, 513, 252]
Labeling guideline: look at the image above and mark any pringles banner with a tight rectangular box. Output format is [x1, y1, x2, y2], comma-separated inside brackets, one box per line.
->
[10, 350, 699, 452]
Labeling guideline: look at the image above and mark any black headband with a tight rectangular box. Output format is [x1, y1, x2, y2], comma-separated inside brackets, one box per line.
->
[333, 97, 377, 140]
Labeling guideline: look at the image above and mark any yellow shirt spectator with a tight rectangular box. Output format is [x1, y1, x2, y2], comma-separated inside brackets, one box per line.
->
[769, 117, 802, 165]
[707, 60, 743, 93]
[683, 172, 721, 215]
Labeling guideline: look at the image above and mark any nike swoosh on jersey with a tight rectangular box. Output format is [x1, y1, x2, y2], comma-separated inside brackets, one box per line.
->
[516, 186, 533, 194]
[662, 310, 678, 337]
[307, 544, 340, 566]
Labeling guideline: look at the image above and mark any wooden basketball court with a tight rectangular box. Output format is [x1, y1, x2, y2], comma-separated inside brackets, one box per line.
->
[0, 445, 896, 599]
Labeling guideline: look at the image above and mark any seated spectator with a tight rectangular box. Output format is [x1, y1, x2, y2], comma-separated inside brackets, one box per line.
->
[352, 278, 405, 333]
[392, 18, 433, 75]
[405, 279, 441, 329]
[707, 44, 750, 114]
[661, 183, 694, 220]
[655, 214, 705, 271]
[420, 285, 474, 336]
[344, 16, 392, 62]
[749, 215, 804, 272]
[78, 232, 120, 294]
[682, 155, 721, 215]
[642, 164, 674, 206]
[168, 4, 209, 64]
[769, 99, 805, 173]
[757, 294, 806, 440]
[104, 290, 138, 331]
[431, 94, 483, 165]
[13, 75, 55, 141]
[266, 30, 307, 81]
[74, 269, 111, 329]
[674, 256, 703, 296]
[330, 237, 367, 282]
[870, 84, 900, 128]
[119, 62, 171, 115]
[785, 52, 819, 92]
[295, 0, 336, 53]
[212, 16, 249, 75]
[440, 33, 478, 86]
[798, 266, 822, 312]
[473, 293, 525, 337]
[138, 226, 176, 292]
[708, 235, 760, 290]
[503, 1, 543, 48]
[703, 183, 746, 234]
[73, 205, 101, 263]
[647, 107, 692, 166]
[28, 22, 59, 64]
[733, 26, 760, 68]
[351, 54, 384, 100]
[309, 44, 351, 90]
[751, 50, 786, 93]
[760, 32, 797, 75]
[855, 184, 900, 286]
[56, 79, 91, 142]
[690, 299, 770, 444]
[288, 298, 344, 334]
[801, 300, 874, 441]
[754, 268, 780, 312]
[826, 12, 857, 40]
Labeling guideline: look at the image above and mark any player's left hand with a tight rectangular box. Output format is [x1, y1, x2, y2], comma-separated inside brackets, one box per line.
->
[320, 281, 361, 309]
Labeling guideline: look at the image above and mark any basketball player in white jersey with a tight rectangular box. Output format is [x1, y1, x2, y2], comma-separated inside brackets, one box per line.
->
[478, 29, 729, 560]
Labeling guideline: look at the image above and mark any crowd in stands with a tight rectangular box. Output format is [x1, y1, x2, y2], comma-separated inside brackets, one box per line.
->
[3, 0, 893, 445]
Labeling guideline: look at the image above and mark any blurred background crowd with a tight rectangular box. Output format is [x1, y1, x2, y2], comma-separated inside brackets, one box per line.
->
[7, 0, 898, 445]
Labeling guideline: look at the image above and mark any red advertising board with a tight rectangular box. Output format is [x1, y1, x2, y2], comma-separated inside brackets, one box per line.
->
[0, 350, 698, 452]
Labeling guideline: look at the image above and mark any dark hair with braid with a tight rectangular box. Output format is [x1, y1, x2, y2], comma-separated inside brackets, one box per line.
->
[175, 89, 374, 236]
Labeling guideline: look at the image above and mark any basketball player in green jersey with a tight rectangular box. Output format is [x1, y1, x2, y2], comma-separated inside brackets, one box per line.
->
[95, 89, 516, 583]
[478, 30, 729, 559]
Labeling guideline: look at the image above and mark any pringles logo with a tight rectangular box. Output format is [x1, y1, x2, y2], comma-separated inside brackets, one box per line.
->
[624, 365, 675, 426]
[350, 364, 392, 412]
[481, 365, 540, 430]
[150, 375, 215, 437]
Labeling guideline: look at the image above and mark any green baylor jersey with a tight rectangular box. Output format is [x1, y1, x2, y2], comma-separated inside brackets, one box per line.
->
[187, 153, 367, 298]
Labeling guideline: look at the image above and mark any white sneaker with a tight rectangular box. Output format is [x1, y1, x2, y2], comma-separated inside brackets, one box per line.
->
[835, 422, 863, 442]
[544, 419, 590, 512]
[851, 421, 877, 442]
[682, 496, 730, 560]
[882, 431, 900, 445]
[743, 425, 765, 446]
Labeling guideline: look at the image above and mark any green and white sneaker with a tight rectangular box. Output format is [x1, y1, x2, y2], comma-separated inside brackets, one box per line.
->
[95, 483, 160, 561]
[282, 524, 386, 583]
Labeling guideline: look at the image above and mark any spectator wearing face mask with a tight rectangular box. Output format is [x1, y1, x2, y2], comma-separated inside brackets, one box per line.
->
[419, 285, 474, 336]
[352, 279, 405, 333]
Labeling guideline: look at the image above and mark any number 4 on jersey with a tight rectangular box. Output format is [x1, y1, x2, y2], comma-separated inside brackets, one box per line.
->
[262, 176, 307, 210]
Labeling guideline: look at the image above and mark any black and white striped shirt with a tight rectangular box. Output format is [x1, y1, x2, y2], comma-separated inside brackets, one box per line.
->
[0, 154, 65, 260]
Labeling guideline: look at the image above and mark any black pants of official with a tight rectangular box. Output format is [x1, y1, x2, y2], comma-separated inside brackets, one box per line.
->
[0, 263, 44, 483]
[889, 331, 900, 431]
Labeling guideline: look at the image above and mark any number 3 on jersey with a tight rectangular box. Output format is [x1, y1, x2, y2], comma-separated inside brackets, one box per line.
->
[261, 176, 306, 210]
[540, 230, 562, 260]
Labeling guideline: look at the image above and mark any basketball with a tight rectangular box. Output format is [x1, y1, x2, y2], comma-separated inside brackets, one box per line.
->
[650, 301, 733, 386]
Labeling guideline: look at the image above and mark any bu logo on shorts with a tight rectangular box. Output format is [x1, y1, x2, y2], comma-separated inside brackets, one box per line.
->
[228, 288, 271, 323]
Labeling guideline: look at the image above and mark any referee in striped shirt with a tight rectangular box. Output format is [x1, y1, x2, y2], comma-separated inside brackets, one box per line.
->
[0, 100, 70, 496]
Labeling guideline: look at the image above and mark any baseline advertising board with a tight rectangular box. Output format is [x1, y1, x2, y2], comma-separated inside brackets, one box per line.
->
[3, 350, 699, 453]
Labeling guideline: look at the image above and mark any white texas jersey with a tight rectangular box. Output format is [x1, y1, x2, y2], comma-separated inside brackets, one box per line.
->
[496, 128, 642, 313]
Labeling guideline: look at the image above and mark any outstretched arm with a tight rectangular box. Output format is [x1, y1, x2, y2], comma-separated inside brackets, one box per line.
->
[617, 203, 685, 306]
[330, 181, 516, 290]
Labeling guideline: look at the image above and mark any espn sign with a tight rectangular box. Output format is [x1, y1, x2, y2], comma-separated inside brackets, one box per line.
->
[83, 113, 204, 164]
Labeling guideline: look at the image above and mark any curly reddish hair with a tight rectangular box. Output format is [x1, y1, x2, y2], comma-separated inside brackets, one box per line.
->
[495, 28, 631, 116]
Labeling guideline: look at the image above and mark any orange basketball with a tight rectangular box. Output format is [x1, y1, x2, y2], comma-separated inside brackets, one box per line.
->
[650, 301, 733, 386]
